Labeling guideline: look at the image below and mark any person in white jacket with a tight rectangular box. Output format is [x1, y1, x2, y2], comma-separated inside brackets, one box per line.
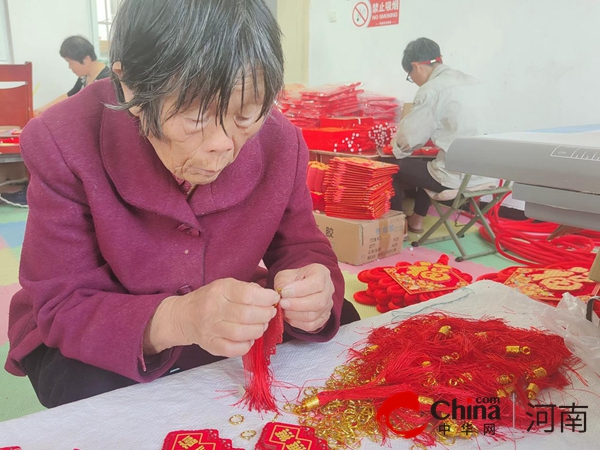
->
[390, 38, 494, 233]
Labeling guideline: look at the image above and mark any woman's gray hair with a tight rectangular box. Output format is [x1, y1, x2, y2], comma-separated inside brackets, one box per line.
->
[109, 0, 284, 138]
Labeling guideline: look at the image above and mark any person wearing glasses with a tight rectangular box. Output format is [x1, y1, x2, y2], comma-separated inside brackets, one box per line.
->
[389, 38, 494, 233]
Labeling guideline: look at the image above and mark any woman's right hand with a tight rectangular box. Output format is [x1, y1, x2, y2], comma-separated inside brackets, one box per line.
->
[144, 278, 279, 357]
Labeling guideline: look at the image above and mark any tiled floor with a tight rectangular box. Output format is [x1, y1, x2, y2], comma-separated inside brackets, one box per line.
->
[0, 204, 39, 422]
[0, 203, 516, 422]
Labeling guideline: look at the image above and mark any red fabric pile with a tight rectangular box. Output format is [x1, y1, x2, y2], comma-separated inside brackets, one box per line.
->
[307, 161, 328, 211]
[359, 93, 402, 122]
[279, 83, 363, 129]
[323, 157, 399, 219]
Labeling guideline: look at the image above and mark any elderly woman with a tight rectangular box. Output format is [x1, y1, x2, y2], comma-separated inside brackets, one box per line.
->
[6, 0, 359, 408]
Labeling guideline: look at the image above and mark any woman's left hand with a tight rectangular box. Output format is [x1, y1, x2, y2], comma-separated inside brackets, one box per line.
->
[274, 263, 334, 333]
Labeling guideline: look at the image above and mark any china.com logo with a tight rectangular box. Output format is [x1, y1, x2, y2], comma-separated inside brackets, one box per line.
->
[377, 392, 501, 438]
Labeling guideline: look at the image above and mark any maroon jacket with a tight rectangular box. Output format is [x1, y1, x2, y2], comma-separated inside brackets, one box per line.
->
[6, 79, 344, 381]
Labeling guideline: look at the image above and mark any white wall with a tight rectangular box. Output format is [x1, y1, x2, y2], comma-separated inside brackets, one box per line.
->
[309, 0, 600, 134]
[7, 0, 94, 108]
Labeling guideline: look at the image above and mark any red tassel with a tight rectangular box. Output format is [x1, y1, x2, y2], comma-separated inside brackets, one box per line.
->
[297, 314, 583, 447]
[238, 306, 284, 412]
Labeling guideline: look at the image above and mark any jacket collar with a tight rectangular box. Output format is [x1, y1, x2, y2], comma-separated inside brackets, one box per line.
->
[100, 103, 267, 225]
[429, 64, 451, 81]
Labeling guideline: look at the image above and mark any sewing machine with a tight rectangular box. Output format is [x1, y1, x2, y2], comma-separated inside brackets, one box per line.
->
[445, 129, 600, 283]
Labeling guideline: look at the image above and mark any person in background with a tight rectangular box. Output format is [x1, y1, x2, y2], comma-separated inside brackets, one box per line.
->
[6, 0, 359, 408]
[1, 37, 111, 208]
[389, 37, 493, 233]
[34, 36, 110, 116]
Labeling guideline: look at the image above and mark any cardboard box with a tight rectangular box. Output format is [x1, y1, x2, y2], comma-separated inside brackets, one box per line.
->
[313, 211, 406, 266]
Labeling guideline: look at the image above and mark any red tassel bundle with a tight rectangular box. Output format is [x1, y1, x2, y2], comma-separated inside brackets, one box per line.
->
[238, 306, 284, 412]
[294, 313, 582, 448]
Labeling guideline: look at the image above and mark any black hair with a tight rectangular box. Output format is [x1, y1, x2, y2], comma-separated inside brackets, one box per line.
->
[109, 0, 284, 138]
[402, 38, 441, 73]
[60, 36, 97, 64]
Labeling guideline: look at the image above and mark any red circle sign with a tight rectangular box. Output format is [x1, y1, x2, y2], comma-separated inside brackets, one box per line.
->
[352, 2, 370, 27]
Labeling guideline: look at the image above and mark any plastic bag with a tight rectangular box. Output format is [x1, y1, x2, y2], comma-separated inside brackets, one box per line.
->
[540, 294, 600, 374]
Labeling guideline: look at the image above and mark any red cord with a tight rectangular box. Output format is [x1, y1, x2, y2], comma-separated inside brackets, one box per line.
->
[478, 192, 600, 267]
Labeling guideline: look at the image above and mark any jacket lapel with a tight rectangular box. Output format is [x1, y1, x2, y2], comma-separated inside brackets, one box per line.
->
[100, 106, 199, 227]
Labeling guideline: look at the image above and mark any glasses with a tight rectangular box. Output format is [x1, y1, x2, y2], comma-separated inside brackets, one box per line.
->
[406, 71, 414, 83]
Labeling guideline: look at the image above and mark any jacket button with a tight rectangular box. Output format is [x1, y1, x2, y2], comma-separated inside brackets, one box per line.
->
[177, 285, 193, 295]
[177, 224, 200, 237]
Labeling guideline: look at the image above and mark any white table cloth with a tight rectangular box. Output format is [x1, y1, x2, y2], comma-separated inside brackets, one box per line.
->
[0, 281, 598, 449]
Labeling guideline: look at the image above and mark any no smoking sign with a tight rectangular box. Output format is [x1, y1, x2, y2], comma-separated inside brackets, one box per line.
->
[352, 2, 370, 27]
[352, 1, 400, 28]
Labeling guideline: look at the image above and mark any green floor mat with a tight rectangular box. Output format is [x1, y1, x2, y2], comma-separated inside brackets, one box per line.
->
[0, 344, 45, 422]
[0, 205, 28, 225]
[424, 232, 513, 271]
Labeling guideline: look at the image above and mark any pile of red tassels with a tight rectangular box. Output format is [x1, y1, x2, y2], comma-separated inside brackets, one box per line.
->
[297, 313, 582, 447]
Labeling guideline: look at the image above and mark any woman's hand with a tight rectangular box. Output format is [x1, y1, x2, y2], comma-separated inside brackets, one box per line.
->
[144, 278, 279, 357]
[274, 263, 334, 333]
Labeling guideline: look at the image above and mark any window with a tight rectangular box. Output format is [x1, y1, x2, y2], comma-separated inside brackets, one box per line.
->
[94, 0, 122, 60]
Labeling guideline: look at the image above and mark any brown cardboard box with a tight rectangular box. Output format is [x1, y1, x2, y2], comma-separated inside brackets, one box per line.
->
[313, 211, 406, 266]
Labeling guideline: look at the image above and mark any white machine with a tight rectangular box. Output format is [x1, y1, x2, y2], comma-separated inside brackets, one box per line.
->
[445, 129, 600, 282]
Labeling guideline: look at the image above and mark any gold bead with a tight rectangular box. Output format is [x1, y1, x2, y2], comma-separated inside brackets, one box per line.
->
[497, 384, 516, 398]
[439, 325, 452, 336]
[526, 382, 540, 399]
[506, 345, 531, 356]
[418, 396, 434, 405]
[528, 366, 548, 380]
[302, 395, 321, 411]
[497, 374, 515, 385]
